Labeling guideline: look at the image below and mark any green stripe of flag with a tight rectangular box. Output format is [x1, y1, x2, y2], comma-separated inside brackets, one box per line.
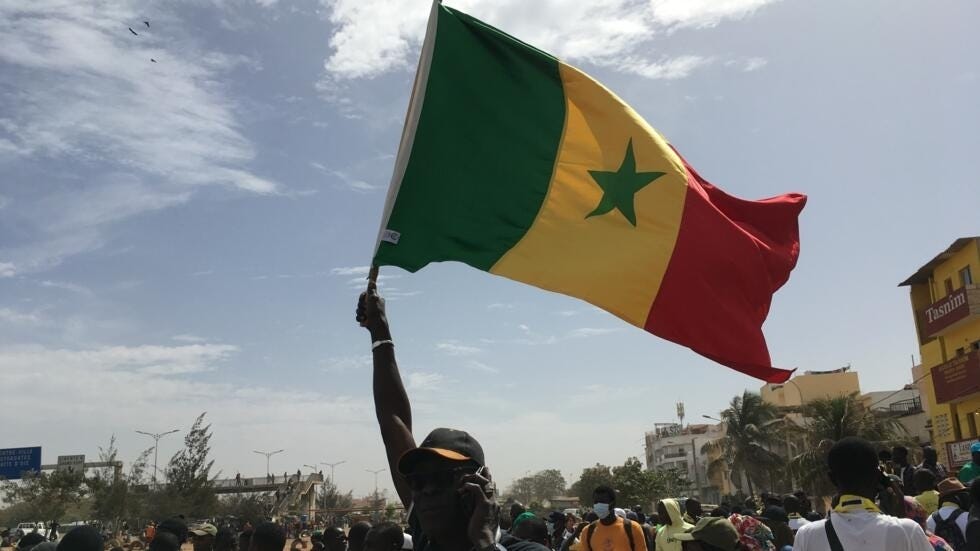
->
[373, 5, 567, 272]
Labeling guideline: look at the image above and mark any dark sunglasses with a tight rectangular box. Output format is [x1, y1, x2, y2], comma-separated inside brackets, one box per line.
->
[405, 466, 479, 492]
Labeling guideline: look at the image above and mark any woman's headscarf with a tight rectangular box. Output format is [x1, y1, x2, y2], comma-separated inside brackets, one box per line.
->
[728, 513, 775, 551]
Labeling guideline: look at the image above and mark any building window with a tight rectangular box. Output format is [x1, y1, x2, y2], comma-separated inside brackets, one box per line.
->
[945, 278, 954, 294]
[960, 266, 973, 287]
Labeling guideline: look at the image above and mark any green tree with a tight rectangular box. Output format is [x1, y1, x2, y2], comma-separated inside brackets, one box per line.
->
[789, 393, 909, 498]
[569, 464, 614, 507]
[702, 391, 784, 497]
[319, 477, 354, 510]
[612, 457, 658, 508]
[1, 469, 87, 521]
[87, 436, 152, 524]
[144, 412, 217, 519]
[216, 494, 271, 524]
[505, 469, 567, 503]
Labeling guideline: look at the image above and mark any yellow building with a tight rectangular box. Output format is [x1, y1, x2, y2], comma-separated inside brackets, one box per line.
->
[761, 367, 861, 408]
[900, 237, 980, 471]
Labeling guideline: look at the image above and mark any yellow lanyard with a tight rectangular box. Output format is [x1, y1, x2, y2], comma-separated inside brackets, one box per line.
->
[833, 494, 881, 514]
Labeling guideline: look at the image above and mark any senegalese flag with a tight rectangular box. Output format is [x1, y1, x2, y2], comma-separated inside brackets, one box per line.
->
[372, 2, 806, 383]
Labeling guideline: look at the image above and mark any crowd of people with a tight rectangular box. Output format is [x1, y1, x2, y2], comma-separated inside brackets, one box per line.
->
[353, 282, 980, 551]
[7, 277, 980, 551]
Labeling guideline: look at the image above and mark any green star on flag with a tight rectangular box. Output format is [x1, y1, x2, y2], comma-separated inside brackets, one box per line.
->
[586, 138, 665, 226]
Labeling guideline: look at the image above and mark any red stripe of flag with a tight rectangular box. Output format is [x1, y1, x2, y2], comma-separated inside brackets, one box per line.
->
[644, 149, 806, 383]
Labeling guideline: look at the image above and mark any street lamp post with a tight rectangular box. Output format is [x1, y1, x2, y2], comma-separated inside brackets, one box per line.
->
[365, 468, 386, 497]
[135, 429, 180, 487]
[253, 449, 285, 480]
[321, 461, 346, 484]
[304, 464, 318, 473]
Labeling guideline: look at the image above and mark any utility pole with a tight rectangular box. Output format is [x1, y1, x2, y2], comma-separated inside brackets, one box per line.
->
[253, 449, 285, 478]
[135, 429, 180, 487]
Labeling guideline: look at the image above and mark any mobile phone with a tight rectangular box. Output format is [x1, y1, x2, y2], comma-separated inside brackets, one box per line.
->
[460, 466, 489, 518]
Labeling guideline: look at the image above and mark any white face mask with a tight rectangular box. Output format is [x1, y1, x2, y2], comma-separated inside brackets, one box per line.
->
[593, 503, 611, 519]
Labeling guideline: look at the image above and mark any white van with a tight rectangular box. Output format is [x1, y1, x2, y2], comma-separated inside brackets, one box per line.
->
[16, 522, 47, 536]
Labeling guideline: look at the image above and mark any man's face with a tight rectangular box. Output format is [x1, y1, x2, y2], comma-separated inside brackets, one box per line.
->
[193, 534, 214, 551]
[405, 457, 477, 537]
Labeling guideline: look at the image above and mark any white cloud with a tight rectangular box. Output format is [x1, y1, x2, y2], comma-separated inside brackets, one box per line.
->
[742, 57, 768, 71]
[726, 56, 768, 72]
[319, 0, 776, 82]
[322, 355, 372, 372]
[567, 327, 620, 339]
[331, 266, 370, 276]
[0, 342, 238, 377]
[465, 360, 499, 374]
[0, 341, 379, 491]
[487, 303, 516, 310]
[0, 262, 15, 277]
[435, 341, 482, 356]
[617, 55, 712, 79]
[406, 371, 445, 392]
[649, 0, 779, 28]
[0, 308, 46, 326]
[0, 1, 279, 275]
[40, 280, 94, 296]
[172, 334, 208, 343]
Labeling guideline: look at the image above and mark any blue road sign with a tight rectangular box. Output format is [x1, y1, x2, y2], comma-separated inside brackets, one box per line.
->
[0, 447, 41, 479]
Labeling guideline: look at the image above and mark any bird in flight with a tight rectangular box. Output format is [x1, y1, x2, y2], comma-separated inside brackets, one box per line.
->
[144, 21, 150, 28]
[129, 27, 138, 36]
[150, 58, 157, 63]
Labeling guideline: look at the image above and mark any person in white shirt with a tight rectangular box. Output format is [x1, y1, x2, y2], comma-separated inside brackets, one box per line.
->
[793, 437, 933, 551]
[783, 494, 811, 533]
[925, 478, 969, 548]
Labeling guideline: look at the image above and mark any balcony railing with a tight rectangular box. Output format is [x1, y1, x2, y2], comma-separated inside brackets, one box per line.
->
[888, 397, 923, 416]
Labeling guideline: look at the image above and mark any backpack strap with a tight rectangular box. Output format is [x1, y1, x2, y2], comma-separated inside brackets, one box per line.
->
[622, 519, 634, 551]
[586, 521, 598, 551]
[948, 509, 965, 523]
[825, 516, 846, 551]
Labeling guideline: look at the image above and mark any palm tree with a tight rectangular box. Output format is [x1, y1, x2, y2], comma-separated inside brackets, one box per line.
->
[703, 391, 784, 497]
[788, 393, 909, 497]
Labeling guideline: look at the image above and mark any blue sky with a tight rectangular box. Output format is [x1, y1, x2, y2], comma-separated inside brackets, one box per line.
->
[1, 0, 978, 497]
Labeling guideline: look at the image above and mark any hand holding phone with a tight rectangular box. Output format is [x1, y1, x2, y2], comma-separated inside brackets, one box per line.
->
[458, 467, 499, 549]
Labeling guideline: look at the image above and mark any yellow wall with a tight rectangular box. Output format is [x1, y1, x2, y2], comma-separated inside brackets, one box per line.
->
[907, 238, 980, 469]
[761, 371, 861, 407]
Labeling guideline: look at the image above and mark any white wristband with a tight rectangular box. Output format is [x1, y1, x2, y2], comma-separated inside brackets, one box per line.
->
[372, 339, 394, 350]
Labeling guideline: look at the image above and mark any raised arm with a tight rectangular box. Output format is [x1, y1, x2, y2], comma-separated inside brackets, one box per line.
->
[358, 280, 416, 507]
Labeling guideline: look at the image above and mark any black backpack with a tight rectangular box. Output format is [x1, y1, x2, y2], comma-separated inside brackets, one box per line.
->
[586, 519, 636, 551]
[931, 510, 966, 551]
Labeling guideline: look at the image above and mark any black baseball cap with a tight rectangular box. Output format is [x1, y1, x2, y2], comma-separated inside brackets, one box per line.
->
[397, 427, 485, 474]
